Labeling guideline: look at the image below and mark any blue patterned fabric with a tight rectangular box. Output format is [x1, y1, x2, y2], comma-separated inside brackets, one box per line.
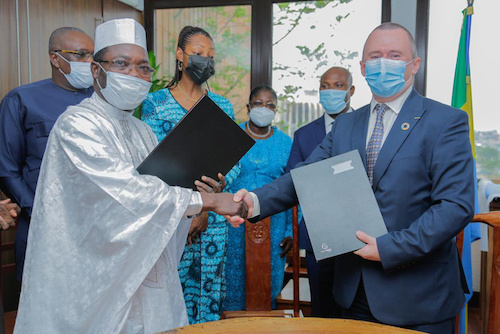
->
[366, 103, 387, 185]
[224, 122, 293, 311]
[142, 88, 240, 324]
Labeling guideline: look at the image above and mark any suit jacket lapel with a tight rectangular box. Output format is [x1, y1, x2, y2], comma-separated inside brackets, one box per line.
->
[372, 89, 426, 190]
[351, 105, 370, 168]
[316, 115, 327, 142]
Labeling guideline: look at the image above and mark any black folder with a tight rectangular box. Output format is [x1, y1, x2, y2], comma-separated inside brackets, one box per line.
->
[290, 150, 388, 260]
[137, 95, 255, 190]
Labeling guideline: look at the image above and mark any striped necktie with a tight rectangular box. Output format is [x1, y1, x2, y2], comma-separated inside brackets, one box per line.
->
[366, 103, 388, 185]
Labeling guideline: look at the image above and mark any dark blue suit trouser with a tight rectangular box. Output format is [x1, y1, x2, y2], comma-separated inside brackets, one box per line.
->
[15, 216, 29, 281]
[305, 250, 341, 317]
[342, 277, 455, 334]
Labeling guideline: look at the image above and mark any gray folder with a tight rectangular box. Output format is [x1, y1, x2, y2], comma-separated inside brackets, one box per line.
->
[290, 150, 387, 261]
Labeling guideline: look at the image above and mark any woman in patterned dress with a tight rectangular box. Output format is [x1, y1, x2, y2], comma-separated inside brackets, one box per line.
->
[142, 26, 239, 324]
[224, 85, 293, 310]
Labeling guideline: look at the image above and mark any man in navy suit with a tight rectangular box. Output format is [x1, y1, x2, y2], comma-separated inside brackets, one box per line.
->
[228, 23, 474, 333]
[0, 27, 94, 281]
[285, 66, 355, 317]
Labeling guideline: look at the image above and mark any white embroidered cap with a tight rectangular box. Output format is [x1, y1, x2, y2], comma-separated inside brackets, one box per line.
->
[94, 18, 147, 54]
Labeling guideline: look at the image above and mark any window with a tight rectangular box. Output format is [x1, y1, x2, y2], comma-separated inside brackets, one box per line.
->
[272, 0, 381, 135]
[154, 6, 251, 120]
[427, 0, 500, 180]
[146, 0, 384, 132]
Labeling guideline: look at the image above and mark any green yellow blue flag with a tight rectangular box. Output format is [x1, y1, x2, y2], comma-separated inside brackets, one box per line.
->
[451, 4, 481, 334]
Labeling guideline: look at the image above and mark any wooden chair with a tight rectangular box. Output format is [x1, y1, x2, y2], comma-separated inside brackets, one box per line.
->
[456, 211, 500, 334]
[221, 206, 300, 318]
[276, 255, 311, 316]
[0, 227, 16, 293]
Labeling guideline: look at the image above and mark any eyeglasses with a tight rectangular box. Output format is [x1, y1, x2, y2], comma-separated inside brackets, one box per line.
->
[249, 101, 277, 110]
[96, 59, 155, 78]
[54, 49, 93, 60]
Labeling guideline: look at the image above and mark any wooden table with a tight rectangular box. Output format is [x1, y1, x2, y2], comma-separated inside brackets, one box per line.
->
[160, 317, 420, 333]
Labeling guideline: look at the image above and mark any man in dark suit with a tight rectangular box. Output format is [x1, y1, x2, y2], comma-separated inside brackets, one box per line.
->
[228, 22, 474, 333]
[0, 27, 94, 281]
[285, 66, 355, 317]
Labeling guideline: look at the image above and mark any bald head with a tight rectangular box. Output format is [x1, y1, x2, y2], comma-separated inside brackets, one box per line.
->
[319, 66, 355, 116]
[363, 22, 417, 59]
[321, 67, 352, 87]
[48, 27, 94, 91]
[360, 22, 421, 102]
[363, 23, 417, 60]
[48, 27, 92, 53]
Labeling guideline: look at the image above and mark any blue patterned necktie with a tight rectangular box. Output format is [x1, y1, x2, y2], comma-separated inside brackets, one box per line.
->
[366, 103, 388, 185]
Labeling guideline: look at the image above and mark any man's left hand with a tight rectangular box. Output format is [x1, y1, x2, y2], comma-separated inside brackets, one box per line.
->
[353, 231, 381, 262]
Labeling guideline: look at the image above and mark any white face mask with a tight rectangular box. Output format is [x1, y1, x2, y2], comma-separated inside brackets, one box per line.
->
[56, 53, 93, 89]
[249, 107, 275, 127]
[96, 64, 152, 110]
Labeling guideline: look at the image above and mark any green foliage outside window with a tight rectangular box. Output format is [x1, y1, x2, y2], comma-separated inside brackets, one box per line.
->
[476, 131, 500, 180]
[273, 0, 354, 103]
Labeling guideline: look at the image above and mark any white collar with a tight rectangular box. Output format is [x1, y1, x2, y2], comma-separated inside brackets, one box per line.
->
[324, 107, 353, 126]
[324, 112, 335, 126]
[369, 85, 413, 115]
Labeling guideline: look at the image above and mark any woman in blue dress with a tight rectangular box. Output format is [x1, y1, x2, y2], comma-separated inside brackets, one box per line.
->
[224, 85, 293, 310]
[142, 26, 240, 324]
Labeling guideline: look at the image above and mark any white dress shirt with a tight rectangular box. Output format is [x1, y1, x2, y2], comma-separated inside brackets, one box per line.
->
[324, 107, 353, 134]
[365, 85, 413, 147]
[325, 112, 335, 134]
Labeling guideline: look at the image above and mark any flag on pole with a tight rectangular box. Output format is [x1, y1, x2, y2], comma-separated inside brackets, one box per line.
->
[451, 3, 481, 334]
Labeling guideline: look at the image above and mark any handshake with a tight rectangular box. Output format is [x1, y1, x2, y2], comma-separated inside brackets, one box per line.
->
[194, 175, 254, 227]
[199, 189, 254, 227]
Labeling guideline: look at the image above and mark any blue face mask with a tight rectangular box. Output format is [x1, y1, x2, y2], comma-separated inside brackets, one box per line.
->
[364, 58, 413, 98]
[319, 88, 350, 115]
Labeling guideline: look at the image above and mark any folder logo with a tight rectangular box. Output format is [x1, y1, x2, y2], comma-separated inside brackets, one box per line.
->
[331, 160, 354, 175]
[321, 243, 332, 253]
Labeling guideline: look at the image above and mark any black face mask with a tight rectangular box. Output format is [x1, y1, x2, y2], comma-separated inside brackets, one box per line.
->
[184, 54, 215, 85]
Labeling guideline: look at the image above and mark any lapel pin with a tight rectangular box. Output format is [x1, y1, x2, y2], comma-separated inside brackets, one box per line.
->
[414, 116, 421, 120]
[401, 122, 410, 131]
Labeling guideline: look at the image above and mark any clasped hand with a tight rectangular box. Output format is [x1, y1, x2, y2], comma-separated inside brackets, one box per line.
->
[225, 189, 254, 227]
[0, 198, 21, 230]
[196, 175, 249, 226]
